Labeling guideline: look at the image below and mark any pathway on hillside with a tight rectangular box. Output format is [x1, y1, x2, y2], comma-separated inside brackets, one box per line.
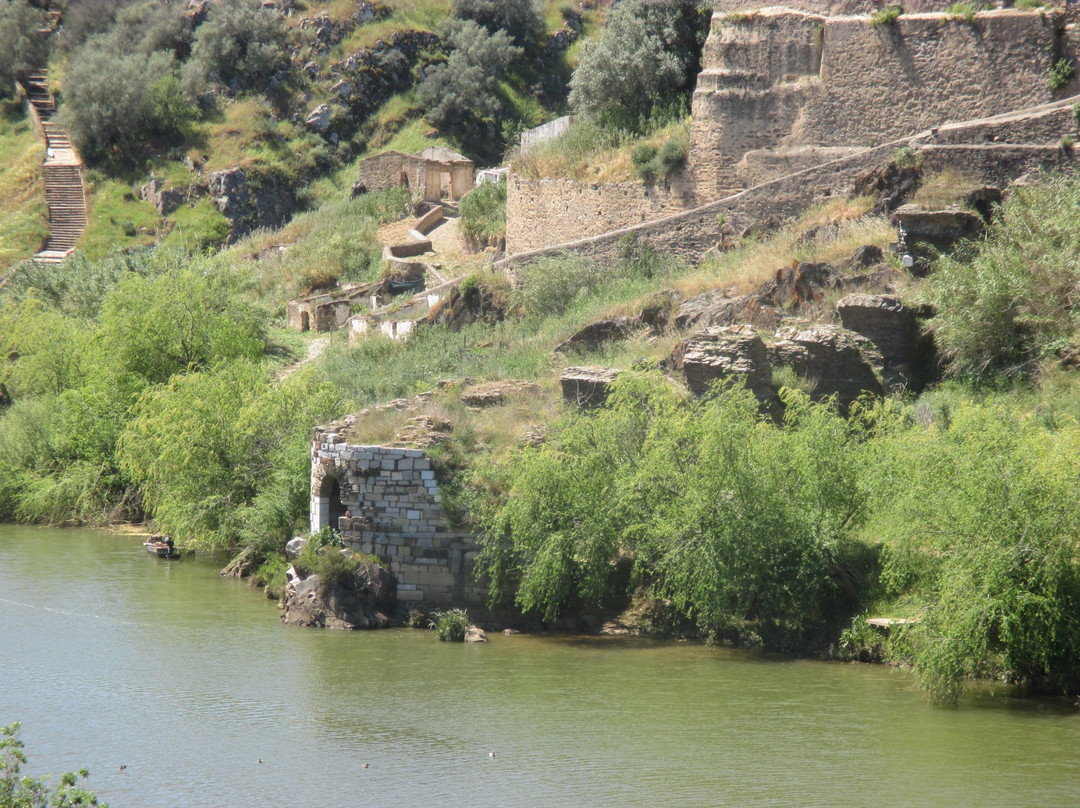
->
[26, 72, 87, 264]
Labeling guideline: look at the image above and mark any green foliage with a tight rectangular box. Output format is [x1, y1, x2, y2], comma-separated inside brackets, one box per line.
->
[418, 20, 522, 147]
[476, 374, 867, 641]
[891, 145, 919, 169]
[181, 0, 288, 95]
[429, 607, 471, 641]
[946, 3, 979, 22]
[60, 47, 196, 165]
[511, 244, 683, 319]
[458, 178, 506, 246]
[631, 132, 687, 184]
[118, 362, 343, 551]
[451, 0, 544, 50]
[869, 6, 902, 26]
[568, 0, 708, 132]
[0, 1, 50, 98]
[0, 722, 106, 807]
[863, 397, 1080, 702]
[1048, 58, 1075, 91]
[97, 264, 267, 383]
[927, 174, 1080, 380]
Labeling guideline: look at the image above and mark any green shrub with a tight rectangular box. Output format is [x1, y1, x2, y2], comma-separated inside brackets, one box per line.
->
[181, 0, 288, 95]
[60, 46, 196, 165]
[459, 179, 507, 247]
[451, 0, 544, 50]
[1048, 58, 1075, 91]
[430, 607, 471, 641]
[927, 173, 1080, 379]
[946, 3, 979, 22]
[869, 6, 902, 26]
[1, 723, 105, 807]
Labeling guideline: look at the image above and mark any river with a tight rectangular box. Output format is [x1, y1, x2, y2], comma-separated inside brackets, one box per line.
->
[1, 525, 1078, 807]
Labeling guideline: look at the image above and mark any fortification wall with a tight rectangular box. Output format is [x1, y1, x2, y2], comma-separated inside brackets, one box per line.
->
[311, 434, 482, 609]
[689, 8, 1071, 199]
[505, 175, 694, 254]
[498, 132, 1076, 277]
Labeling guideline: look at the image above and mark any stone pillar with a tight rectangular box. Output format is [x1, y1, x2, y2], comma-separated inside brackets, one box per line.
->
[424, 165, 442, 202]
[310, 496, 329, 534]
[450, 164, 474, 199]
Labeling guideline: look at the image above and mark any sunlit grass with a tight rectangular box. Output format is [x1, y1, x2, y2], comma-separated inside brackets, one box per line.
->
[80, 175, 160, 259]
[0, 102, 48, 273]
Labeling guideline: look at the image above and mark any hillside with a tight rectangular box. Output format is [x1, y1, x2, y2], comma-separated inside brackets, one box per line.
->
[3, 0, 1080, 704]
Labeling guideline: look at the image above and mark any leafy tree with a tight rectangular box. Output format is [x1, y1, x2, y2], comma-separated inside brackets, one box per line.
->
[568, 0, 708, 130]
[59, 45, 196, 163]
[97, 265, 266, 384]
[0, 0, 50, 97]
[864, 398, 1080, 703]
[181, 0, 287, 94]
[451, 0, 544, 50]
[0, 294, 90, 399]
[477, 373, 867, 643]
[0, 722, 105, 807]
[418, 20, 522, 140]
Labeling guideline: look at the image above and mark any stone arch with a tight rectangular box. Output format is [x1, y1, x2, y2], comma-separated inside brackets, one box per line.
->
[311, 468, 348, 533]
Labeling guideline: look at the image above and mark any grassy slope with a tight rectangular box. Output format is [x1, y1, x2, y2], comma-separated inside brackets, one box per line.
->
[0, 101, 48, 275]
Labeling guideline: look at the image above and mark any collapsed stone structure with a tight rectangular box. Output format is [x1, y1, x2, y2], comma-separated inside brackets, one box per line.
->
[354, 146, 475, 202]
[309, 420, 482, 610]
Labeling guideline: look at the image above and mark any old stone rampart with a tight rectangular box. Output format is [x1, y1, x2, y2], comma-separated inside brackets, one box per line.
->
[497, 97, 1079, 276]
[505, 175, 695, 254]
[689, 8, 1073, 197]
[311, 432, 483, 609]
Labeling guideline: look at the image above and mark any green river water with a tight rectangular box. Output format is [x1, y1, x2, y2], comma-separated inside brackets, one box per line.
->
[2, 524, 1079, 807]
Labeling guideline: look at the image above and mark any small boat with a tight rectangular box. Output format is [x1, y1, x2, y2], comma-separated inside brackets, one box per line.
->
[143, 534, 179, 558]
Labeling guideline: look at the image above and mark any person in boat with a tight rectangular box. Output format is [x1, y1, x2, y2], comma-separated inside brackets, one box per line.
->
[165, 537, 174, 551]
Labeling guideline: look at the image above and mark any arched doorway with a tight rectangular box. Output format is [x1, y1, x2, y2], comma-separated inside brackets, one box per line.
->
[311, 472, 348, 533]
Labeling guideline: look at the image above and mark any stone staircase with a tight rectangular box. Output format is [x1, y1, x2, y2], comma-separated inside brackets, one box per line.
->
[26, 72, 87, 263]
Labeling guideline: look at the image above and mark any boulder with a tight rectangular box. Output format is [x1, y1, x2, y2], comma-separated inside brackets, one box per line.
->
[836, 294, 919, 391]
[459, 380, 542, 408]
[560, 366, 620, 408]
[139, 179, 186, 216]
[768, 325, 884, 410]
[419, 281, 506, 332]
[891, 204, 984, 243]
[393, 414, 453, 448]
[554, 317, 638, 354]
[674, 291, 783, 332]
[207, 166, 296, 241]
[757, 262, 844, 310]
[854, 161, 921, 213]
[638, 289, 681, 333]
[847, 245, 884, 268]
[332, 79, 353, 100]
[305, 103, 331, 132]
[680, 325, 774, 401]
[279, 560, 396, 629]
[464, 626, 488, 643]
[285, 536, 307, 559]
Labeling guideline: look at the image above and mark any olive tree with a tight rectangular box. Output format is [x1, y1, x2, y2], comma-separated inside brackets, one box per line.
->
[569, 0, 708, 130]
[0, 0, 50, 97]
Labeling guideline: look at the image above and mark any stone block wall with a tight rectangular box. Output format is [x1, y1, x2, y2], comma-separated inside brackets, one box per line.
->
[505, 175, 695, 254]
[688, 8, 1070, 199]
[311, 431, 482, 609]
[355, 150, 429, 195]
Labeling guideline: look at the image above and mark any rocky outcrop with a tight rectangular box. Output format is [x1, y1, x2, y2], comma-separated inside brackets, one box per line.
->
[279, 558, 396, 629]
[768, 325, 884, 409]
[305, 104, 331, 132]
[676, 323, 886, 412]
[139, 179, 187, 216]
[420, 281, 506, 332]
[560, 366, 620, 408]
[836, 294, 922, 392]
[554, 317, 639, 354]
[459, 380, 542, 408]
[679, 326, 774, 401]
[675, 292, 784, 332]
[891, 204, 985, 245]
[207, 167, 296, 241]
